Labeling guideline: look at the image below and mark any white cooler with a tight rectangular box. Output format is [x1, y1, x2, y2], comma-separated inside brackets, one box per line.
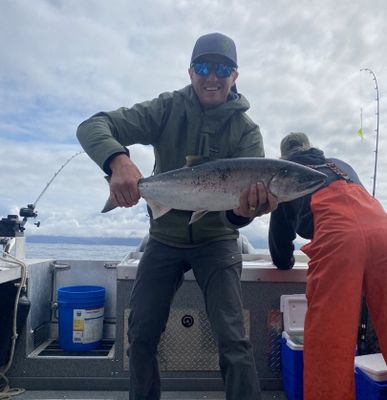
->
[355, 353, 387, 399]
[280, 294, 307, 400]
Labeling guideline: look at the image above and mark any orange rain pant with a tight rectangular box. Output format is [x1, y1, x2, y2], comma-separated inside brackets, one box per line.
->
[301, 180, 387, 400]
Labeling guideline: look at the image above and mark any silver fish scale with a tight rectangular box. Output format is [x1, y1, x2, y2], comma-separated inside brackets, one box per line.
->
[140, 171, 264, 211]
[136, 157, 326, 211]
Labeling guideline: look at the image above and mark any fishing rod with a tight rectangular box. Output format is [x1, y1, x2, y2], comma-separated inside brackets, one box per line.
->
[360, 68, 380, 197]
[0, 150, 85, 256]
[32, 150, 84, 209]
[17, 150, 84, 223]
[19, 150, 85, 223]
[2, 151, 84, 232]
[357, 68, 380, 356]
[0, 151, 85, 390]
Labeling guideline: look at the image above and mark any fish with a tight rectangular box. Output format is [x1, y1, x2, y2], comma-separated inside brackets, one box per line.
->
[102, 156, 326, 224]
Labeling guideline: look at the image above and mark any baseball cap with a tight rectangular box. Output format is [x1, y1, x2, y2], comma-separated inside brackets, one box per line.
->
[191, 32, 237, 67]
[280, 132, 311, 159]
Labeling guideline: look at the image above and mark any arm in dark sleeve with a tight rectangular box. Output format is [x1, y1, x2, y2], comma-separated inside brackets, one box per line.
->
[76, 93, 173, 173]
[268, 204, 296, 269]
[232, 123, 265, 158]
[103, 149, 130, 175]
[225, 210, 252, 227]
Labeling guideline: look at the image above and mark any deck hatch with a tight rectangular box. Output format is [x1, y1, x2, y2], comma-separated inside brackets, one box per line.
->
[124, 308, 250, 371]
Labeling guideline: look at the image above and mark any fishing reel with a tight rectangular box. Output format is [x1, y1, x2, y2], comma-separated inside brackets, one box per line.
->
[0, 205, 40, 239]
[0, 205, 40, 255]
[19, 204, 40, 228]
[19, 204, 38, 221]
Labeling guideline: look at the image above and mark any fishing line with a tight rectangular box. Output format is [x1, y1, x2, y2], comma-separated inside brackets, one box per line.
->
[32, 150, 84, 208]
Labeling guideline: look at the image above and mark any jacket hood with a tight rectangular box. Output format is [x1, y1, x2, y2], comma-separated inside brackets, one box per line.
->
[287, 147, 326, 165]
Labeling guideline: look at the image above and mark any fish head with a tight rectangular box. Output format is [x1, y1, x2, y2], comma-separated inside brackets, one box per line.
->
[268, 164, 327, 202]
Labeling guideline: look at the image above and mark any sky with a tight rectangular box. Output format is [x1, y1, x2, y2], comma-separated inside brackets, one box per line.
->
[1, 0, 386, 248]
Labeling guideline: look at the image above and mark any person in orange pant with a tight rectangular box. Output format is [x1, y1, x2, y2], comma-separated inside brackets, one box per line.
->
[268, 132, 387, 400]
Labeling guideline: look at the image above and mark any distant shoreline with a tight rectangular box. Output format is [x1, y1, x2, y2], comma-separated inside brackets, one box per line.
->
[26, 234, 270, 249]
[26, 235, 142, 246]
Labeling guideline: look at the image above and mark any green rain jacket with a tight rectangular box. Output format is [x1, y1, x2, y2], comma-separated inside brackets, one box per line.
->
[77, 85, 265, 247]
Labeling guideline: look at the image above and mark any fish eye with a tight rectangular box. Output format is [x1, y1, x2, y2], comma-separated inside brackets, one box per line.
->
[278, 168, 289, 177]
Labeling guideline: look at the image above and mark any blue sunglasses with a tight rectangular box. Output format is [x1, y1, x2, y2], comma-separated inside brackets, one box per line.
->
[191, 62, 235, 78]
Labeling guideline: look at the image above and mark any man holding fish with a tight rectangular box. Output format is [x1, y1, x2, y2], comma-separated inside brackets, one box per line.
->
[78, 32, 279, 400]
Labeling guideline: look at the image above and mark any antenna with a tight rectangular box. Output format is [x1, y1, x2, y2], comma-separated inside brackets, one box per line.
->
[360, 68, 380, 197]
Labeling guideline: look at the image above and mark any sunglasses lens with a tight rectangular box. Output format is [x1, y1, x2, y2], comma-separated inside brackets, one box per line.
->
[193, 63, 209, 76]
[192, 63, 234, 78]
[216, 64, 233, 78]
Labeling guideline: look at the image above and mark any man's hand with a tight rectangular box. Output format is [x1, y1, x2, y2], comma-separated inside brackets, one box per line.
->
[109, 154, 143, 208]
[233, 182, 278, 218]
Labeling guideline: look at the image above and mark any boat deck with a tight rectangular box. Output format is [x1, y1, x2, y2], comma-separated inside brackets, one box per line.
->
[15, 390, 287, 399]
[1, 255, 300, 400]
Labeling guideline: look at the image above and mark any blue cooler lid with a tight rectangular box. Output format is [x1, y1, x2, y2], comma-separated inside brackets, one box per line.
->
[355, 353, 387, 382]
[280, 294, 307, 335]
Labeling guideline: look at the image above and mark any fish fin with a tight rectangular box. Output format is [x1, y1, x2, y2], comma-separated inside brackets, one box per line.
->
[189, 210, 209, 224]
[101, 176, 117, 213]
[146, 198, 171, 220]
[101, 195, 118, 213]
[185, 155, 214, 167]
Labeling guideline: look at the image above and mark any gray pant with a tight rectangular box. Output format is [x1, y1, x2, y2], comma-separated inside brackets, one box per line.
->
[128, 238, 261, 400]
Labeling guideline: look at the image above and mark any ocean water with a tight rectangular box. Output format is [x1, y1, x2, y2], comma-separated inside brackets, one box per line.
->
[25, 242, 137, 261]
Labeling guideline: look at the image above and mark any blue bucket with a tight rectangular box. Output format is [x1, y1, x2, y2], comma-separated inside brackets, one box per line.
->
[57, 285, 105, 352]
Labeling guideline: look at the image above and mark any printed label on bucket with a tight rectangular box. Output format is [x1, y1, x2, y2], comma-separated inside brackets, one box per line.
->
[72, 307, 104, 344]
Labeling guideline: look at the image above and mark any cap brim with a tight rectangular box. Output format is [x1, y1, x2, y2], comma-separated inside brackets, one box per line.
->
[191, 53, 237, 67]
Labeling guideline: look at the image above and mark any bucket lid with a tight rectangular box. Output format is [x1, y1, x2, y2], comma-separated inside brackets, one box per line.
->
[355, 353, 387, 382]
[280, 294, 307, 334]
